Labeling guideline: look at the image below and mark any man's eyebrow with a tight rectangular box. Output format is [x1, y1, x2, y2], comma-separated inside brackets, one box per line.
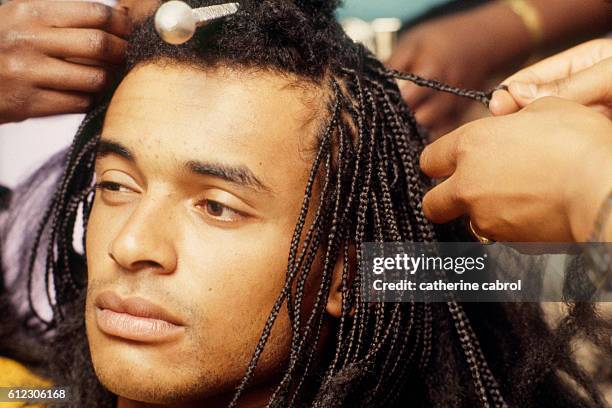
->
[97, 139, 134, 161]
[186, 160, 271, 193]
[96, 139, 270, 193]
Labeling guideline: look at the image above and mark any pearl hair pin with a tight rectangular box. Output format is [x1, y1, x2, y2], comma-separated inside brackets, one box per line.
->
[154, 1, 240, 45]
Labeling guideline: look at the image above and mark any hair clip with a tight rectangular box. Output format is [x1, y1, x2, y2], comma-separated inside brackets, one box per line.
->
[154, 1, 239, 45]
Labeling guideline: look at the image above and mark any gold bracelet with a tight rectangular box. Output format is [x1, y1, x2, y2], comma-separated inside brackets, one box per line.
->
[502, 0, 544, 46]
[468, 219, 495, 245]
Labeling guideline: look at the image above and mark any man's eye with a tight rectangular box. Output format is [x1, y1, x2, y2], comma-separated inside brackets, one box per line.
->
[95, 181, 133, 193]
[201, 199, 243, 222]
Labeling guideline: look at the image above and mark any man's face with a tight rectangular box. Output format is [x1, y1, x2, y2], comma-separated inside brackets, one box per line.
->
[85, 63, 326, 405]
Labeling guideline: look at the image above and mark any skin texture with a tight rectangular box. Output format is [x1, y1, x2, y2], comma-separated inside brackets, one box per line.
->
[116, 0, 160, 24]
[388, 0, 612, 138]
[0, 0, 159, 123]
[490, 39, 612, 118]
[85, 63, 342, 407]
[420, 97, 612, 242]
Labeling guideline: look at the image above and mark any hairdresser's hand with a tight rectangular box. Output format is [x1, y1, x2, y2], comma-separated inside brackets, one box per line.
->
[387, 4, 534, 138]
[0, 0, 132, 124]
[387, 18, 489, 137]
[420, 97, 612, 242]
[490, 39, 612, 118]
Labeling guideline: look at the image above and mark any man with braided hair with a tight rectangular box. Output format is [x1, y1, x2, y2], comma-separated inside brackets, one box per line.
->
[0, 0, 608, 407]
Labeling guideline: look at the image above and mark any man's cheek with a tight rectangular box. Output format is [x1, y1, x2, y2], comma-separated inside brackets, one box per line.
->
[85, 205, 107, 271]
[178, 243, 287, 333]
[181, 223, 290, 290]
[85, 199, 131, 264]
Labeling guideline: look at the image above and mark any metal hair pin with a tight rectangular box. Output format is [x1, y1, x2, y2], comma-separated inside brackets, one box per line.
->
[154, 1, 239, 45]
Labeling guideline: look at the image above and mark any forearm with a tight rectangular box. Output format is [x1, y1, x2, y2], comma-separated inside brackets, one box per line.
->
[528, 0, 612, 47]
[461, 0, 612, 75]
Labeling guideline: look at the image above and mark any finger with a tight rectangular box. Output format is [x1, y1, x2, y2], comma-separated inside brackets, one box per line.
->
[422, 176, 466, 224]
[500, 38, 612, 87]
[419, 131, 460, 179]
[488, 89, 520, 116]
[18, 1, 132, 38]
[25, 89, 92, 118]
[33, 57, 111, 93]
[508, 57, 612, 109]
[591, 104, 612, 120]
[35, 28, 126, 65]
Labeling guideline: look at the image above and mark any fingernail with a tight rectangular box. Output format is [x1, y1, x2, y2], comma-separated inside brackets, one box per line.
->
[488, 94, 501, 114]
[512, 82, 537, 100]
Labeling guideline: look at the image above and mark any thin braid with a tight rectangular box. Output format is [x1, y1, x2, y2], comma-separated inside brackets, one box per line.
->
[273, 87, 345, 401]
[228, 98, 339, 408]
[278, 132, 347, 400]
[348, 75, 378, 364]
[368, 78, 434, 241]
[383, 67, 494, 106]
[448, 301, 493, 408]
[339, 72, 375, 368]
[25, 105, 107, 327]
[285, 93, 341, 323]
[45, 136, 100, 314]
[328, 238, 352, 374]
[381, 305, 417, 396]
[268, 149, 334, 403]
[286, 146, 333, 331]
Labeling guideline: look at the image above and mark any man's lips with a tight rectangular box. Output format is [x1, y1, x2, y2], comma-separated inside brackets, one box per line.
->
[94, 291, 185, 343]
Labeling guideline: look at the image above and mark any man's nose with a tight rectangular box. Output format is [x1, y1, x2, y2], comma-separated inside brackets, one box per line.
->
[108, 197, 178, 274]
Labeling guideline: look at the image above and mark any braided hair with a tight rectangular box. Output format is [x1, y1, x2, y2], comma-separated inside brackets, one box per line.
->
[4, 0, 608, 407]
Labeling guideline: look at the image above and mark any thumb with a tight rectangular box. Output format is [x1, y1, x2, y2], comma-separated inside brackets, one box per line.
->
[508, 57, 612, 109]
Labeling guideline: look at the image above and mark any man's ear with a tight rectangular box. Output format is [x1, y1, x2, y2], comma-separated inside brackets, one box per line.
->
[326, 243, 356, 319]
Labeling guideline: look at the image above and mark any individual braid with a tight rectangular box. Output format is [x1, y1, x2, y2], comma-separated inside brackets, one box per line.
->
[26, 103, 108, 329]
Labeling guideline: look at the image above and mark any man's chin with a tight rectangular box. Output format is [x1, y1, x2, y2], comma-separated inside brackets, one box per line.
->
[87, 339, 201, 404]
[93, 361, 212, 405]
[88, 342, 240, 406]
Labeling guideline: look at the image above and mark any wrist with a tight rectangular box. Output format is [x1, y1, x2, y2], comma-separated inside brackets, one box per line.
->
[468, 1, 536, 74]
[501, 0, 543, 47]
